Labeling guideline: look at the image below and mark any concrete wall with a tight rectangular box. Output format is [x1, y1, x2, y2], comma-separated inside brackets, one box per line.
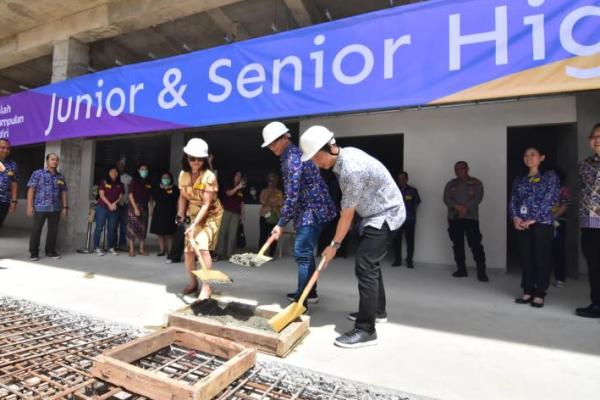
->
[301, 97, 577, 270]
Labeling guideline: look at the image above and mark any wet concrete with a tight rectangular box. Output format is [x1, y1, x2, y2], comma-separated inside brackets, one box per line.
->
[185, 299, 275, 332]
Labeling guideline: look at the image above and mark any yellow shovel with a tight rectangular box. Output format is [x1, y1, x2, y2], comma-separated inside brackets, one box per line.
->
[268, 257, 327, 332]
[188, 235, 232, 284]
[229, 233, 277, 268]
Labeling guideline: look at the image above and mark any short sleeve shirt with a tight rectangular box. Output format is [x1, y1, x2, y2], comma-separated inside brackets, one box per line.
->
[332, 147, 405, 231]
[98, 179, 124, 209]
[129, 179, 152, 205]
[27, 169, 68, 212]
[0, 159, 17, 204]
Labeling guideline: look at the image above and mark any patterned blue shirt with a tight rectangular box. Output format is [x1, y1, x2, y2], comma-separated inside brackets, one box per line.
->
[509, 170, 560, 225]
[0, 159, 17, 204]
[399, 185, 421, 224]
[278, 144, 337, 229]
[27, 169, 68, 212]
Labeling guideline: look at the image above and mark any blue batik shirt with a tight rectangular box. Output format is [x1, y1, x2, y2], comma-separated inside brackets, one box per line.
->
[278, 144, 337, 229]
[27, 169, 68, 212]
[399, 185, 421, 224]
[509, 170, 560, 225]
[0, 159, 17, 204]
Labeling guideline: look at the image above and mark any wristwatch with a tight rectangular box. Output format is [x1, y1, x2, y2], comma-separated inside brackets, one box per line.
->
[329, 240, 341, 250]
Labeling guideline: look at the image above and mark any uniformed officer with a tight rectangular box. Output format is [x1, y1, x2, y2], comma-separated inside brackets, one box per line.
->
[443, 161, 488, 282]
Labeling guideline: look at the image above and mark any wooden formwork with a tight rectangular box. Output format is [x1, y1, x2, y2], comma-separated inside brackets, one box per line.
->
[91, 327, 255, 400]
[168, 302, 309, 358]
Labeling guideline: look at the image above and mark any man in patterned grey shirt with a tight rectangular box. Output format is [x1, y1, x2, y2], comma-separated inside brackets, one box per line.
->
[300, 125, 406, 348]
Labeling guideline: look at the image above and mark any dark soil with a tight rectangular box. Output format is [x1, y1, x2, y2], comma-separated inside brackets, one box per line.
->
[186, 299, 275, 332]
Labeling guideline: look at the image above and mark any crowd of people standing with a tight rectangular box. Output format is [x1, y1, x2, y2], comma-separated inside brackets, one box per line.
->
[1, 121, 600, 348]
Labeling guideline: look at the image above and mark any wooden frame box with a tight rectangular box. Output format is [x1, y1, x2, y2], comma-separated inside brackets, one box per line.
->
[168, 301, 309, 358]
[91, 327, 255, 400]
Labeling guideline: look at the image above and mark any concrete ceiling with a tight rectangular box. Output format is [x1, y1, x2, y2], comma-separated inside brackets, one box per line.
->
[0, 0, 425, 94]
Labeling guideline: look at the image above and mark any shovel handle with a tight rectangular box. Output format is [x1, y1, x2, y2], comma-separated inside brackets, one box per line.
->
[188, 234, 208, 271]
[297, 257, 327, 306]
[257, 233, 278, 256]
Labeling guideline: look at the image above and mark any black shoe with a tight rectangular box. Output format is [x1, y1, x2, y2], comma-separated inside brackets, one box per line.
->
[477, 271, 489, 282]
[452, 269, 468, 278]
[530, 298, 544, 308]
[287, 292, 319, 304]
[391, 259, 402, 267]
[29, 254, 39, 261]
[46, 252, 61, 259]
[334, 328, 378, 348]
[406, 260, 414, 269]
[157, 252, 166, 257]
[515, 296, 532, 304]
[575, 304, 600, 318]
[347, 312, 387, 323]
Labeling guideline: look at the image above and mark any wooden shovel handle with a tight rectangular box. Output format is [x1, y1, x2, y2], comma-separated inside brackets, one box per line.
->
[257, 233, 277, 256]
[297, 257, 327, 306]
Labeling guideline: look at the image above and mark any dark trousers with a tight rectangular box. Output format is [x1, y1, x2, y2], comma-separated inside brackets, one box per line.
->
[167, 223, 185, 263]
[552, 221, 567, 282]
[29, 211, 60, 256]
[0, 202, 9, 229]
[515, 224, 553, 298]
[116, 204, 128, 247]
[448, 219, 486, 270]
[258, 216, 277, 257]
[355, 223, 395, 334]
[318, 216, 348, 257]
[394, 221, 415, 261]
[581, 228, 600, 305]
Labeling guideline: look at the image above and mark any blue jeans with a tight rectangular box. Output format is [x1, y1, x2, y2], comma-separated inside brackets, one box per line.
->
[293, 222, 325, 299]
[94, 206, 118, 249]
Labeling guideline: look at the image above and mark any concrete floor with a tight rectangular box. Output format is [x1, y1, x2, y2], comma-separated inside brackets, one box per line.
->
[1, 228, 599, 400]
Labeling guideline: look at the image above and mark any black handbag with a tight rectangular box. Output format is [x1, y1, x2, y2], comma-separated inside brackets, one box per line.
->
[237, 222, 247, 248]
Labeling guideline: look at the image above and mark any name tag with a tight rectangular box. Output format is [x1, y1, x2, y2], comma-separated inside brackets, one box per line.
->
[193, 182, 205, 190]
[237, 191, 243, 197]
[105, 184, 112, 189]
[520, 205, 528, 215]
[529, 177, 541, 183]
[57, 180, 65, 185]
[7, 171, 14, 177]
[405, 195, 413, 201]
[145, 184, 151, 189]
[166, 190, 173, 194]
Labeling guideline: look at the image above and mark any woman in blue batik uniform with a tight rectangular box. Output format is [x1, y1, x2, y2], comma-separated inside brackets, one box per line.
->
[510, 146, 560, 309]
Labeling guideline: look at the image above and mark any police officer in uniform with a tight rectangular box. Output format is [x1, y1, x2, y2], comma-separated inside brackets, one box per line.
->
[443, 161, 488, 282]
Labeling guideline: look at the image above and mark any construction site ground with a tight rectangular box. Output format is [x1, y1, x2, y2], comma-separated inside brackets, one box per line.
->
[1, 228, 599, 400]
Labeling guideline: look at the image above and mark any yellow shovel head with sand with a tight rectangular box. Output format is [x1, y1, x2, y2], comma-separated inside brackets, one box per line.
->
[268, 257, 327, 332]
[229, 234, 277, 268]
[188, 235, 232, 284]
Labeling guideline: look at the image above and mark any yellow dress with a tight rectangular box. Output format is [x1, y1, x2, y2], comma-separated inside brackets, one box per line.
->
[179, 169, 223, 252]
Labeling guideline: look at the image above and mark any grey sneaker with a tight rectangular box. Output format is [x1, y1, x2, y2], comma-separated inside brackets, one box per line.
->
[334, 328, 378, 348]
[29, 255, 39, 261]
[165, 259, 173, 264]
[108, 248, 118, 255]
[347, 312, 387, 323]
[94, 248, 104, 256]
[555, 280, 564, 288]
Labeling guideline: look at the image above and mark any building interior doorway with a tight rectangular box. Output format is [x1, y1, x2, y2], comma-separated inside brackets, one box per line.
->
[506, 123, 578, 277]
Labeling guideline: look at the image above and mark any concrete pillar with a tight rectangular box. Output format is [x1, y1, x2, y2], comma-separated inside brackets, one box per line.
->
[170, 131, 185, 179]
[45, 38, 94, 250]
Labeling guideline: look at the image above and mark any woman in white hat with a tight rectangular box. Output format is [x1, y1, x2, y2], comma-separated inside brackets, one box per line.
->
[177, 138, 224, 298]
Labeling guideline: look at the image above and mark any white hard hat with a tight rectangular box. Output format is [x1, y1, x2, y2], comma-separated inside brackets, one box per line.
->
[261, 121, 289, 148]
[183, 138, 209, 158]
[300, 125, 335, 162]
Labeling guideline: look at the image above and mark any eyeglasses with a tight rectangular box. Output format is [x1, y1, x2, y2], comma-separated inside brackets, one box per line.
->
[589, 135, 600, 141]
[187, 156, 202, 162]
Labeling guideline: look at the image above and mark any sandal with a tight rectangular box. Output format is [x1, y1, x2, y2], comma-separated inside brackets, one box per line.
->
[515, 295, 532, 304]
[531, 297, 544, 308]
[181, 284, 198, 295]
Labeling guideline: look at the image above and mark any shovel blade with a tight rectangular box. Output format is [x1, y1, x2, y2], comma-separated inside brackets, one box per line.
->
[192, 269, 232, 284]
[268, 301, 307, 333]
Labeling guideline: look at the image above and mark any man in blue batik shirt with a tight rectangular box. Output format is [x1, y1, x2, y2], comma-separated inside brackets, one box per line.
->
[261, 121, 337, 306]
[0, 138, 18, 229]
[27, 153, 69, 261]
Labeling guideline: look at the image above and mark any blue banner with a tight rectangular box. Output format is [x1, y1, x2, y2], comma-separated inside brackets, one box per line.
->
[1, 0, 599, 145]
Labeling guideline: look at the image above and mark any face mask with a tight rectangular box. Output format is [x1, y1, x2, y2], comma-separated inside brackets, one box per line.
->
[139, 170, 149, 179]
[161, 178, 171, 186]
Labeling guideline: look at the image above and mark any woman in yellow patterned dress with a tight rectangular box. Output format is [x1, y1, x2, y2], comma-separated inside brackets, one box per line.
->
[177, 138, 223, 299]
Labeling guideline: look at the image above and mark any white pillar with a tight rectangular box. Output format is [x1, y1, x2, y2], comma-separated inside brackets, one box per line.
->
[45, 38, 94, 250]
